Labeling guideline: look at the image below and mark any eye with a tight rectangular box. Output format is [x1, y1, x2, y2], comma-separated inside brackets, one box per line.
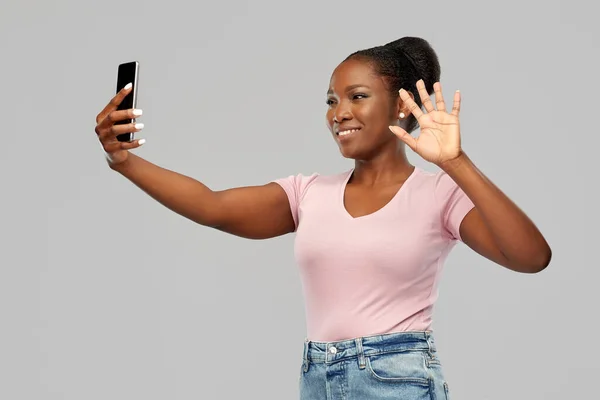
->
[326, 98, 337, 106]
[352, 93, 368, 100]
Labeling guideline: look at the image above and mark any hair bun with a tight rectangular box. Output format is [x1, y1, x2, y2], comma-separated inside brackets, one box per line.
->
[384, 37, 441, 93]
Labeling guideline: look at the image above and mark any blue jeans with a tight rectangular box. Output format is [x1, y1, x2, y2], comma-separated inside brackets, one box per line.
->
[300, 331, 450, 400]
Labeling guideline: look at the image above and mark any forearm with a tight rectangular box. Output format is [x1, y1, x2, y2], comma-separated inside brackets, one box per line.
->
[110, 153, 220, 227]
[441, 152, 551, 268]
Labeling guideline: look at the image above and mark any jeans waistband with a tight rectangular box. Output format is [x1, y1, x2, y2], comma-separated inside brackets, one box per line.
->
[302, 330, 436, 368]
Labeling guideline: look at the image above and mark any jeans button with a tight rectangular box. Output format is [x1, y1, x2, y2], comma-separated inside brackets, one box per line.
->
[329, 346, 337, 354]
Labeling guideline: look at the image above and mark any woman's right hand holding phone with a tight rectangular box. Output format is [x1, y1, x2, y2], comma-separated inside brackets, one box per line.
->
[94, 83, 145, 167]
[92, 82, 294, 240]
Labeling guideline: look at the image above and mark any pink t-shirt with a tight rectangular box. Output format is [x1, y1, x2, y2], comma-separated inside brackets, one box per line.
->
[274, 167, 475, 342]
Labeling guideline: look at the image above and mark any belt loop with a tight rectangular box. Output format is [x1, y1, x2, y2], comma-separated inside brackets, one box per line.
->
[303, 339, 310, 372]
[355, 338, 366, 370]
[425, 331, 435, 358]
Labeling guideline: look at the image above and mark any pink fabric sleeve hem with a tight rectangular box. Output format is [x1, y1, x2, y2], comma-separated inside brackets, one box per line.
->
[434, 171, 475, 242]
[447, 201, 475, 242]
[272, 179, 299, 230]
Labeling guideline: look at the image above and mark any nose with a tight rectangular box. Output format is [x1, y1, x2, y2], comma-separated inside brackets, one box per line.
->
[333, 101, 352, 123]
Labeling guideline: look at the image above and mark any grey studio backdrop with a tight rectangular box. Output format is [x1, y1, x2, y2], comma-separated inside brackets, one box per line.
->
[1, 0, 598, 399]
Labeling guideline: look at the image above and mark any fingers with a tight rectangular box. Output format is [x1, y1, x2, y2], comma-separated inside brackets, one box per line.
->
[95, 83, 133, 124]
[119, 138, 146, 150]
[95, 108, 143, 139]
[94, 84, 146, 164]
[389, 125, 417, 152]
[96, 120, 145, 141]
[399, 89, 424, 121]
[103, 138, 146, 154]
[433, 82, 446, 112]
[408, 81, 458, 116]
[97, 108, 143, 130]
[451, 90, 461, 116]
[416, 80, 434, 113]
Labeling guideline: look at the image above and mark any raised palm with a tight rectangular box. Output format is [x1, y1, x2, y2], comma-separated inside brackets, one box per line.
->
[390, 80, 462, 166]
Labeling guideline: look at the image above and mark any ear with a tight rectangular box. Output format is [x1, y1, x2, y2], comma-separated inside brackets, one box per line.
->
[396, 89, 415, 117]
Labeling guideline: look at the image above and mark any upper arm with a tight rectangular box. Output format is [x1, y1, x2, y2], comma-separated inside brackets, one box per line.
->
[211, 182, 295, 240]
[459, 208, 513, 268]
[435, 170, 512, 269]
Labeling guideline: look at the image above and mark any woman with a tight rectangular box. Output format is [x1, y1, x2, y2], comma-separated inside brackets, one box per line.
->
[94, 36, 551, 399]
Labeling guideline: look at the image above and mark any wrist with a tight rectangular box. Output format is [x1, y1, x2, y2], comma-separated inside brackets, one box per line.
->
[439, 151, 469, 174]
[108, 156, 132, 173]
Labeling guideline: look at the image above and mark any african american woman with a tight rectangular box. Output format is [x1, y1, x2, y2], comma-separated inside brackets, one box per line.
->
[94, 36, 551, 399]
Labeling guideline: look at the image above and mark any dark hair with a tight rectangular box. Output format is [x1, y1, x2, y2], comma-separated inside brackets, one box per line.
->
[345, 37, 441, 133]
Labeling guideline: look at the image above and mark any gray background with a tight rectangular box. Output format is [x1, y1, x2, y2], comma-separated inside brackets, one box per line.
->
[1, 0, 598, 399]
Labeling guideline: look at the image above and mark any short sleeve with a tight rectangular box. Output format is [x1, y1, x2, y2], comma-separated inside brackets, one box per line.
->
[272, 173, 319, 230]
[434, 171, 475, 241]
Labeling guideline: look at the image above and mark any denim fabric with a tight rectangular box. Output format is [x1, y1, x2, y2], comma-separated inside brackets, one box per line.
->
[299, 331, 450, 400]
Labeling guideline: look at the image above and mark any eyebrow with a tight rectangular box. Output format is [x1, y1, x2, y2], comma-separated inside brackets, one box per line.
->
[327, 84, 370, 95]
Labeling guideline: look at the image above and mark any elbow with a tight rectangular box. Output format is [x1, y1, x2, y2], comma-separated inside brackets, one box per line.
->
[502, 240, 552, 274]
[520, 245, 553, 274]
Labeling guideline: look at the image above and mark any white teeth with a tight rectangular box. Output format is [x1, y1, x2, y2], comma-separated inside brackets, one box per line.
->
[338, 129, 360, 136]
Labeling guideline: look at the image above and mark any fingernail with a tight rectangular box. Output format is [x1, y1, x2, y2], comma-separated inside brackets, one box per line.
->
[124, 83, 132, 90]
[134, 123, 144, 130]
[138, 139, 146, 145]
[132, 109, 143, 116]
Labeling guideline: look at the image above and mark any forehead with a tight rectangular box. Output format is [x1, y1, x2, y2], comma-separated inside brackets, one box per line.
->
[328, 58, 384, 93]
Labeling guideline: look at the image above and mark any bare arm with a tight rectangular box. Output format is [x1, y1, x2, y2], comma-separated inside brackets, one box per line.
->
[442, 152, 552, 273]
[110, 154, 295, 239]
[95, 85, 294, 240]
[393, 81, 551, 273]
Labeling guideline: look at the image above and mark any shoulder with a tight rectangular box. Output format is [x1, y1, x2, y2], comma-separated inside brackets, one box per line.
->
[410, 167, 461, 197]
[405, 166, 443, 193]
[411, 166, 452, 184]
[404, 167, 469, 215]
[272, 169, 350, 199]
[407, 166, 474, 240]
[271, 170, 351, 230]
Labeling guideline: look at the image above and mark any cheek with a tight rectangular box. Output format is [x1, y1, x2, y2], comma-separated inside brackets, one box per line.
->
[325, 109, 334, 129]
[357, 103, 388, 125]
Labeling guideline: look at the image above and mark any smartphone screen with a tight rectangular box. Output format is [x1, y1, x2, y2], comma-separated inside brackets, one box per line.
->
[115, 61, 139, 142]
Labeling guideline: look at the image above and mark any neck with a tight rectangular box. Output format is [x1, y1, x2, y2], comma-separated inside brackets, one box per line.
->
[351, 142, 414, 186]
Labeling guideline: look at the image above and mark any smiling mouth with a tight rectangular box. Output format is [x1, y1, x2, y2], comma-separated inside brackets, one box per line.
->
[337, 128, 361, 137]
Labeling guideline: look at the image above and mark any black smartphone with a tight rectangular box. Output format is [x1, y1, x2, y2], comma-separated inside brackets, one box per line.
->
[115, 61, 140, 142]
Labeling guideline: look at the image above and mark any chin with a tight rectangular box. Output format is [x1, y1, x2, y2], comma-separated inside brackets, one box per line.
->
[334, 135, 379, 160]
[338, 146, 367, 160]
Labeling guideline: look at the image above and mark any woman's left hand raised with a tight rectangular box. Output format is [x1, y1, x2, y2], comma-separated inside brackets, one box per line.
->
[389, 80, 462, 167]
